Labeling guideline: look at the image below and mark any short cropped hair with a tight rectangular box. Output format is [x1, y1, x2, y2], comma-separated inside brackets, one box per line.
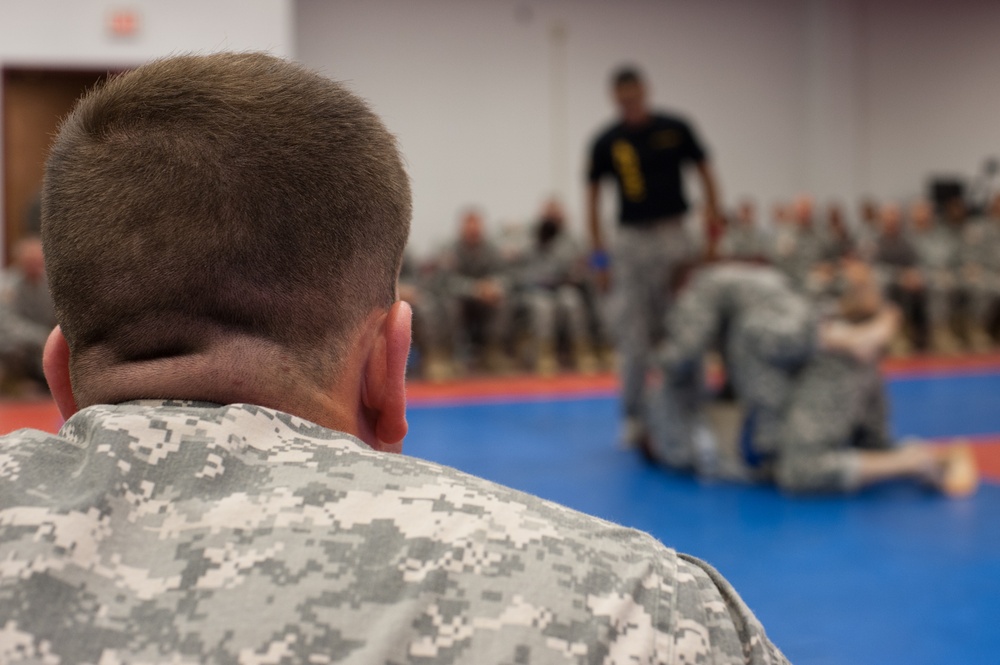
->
[611, 65, 644, 88]
[42, 53, 410, 381]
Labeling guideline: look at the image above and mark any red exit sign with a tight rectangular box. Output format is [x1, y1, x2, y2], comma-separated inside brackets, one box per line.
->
[108, 9, 140, 38]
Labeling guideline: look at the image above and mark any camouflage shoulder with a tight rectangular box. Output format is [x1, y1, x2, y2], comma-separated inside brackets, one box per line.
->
[677, 553, 790, 665]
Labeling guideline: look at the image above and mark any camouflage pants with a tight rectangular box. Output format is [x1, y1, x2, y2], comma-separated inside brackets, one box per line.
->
[728, 291, 817, 457]
[611, 219, 693, 420]
[522, 285, 591, 350]
[652, 273, 816, 473]
[409, 289, 454, 352]
[0, 306, 48, 382]
[456, 295, 514, 358]
[646, 363, 718, 473]
[923, 269, 962, 329]
[774, 352, 893, 493]
[965, 270, 1000, 328]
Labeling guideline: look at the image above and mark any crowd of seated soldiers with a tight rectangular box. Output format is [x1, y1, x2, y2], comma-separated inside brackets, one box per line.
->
[6, 192, 995, 390]
[0, 236, 55, 395]
[400, 191, 1000, 381]
[715, 193, 1000, 356]
[400, 200, 612, 381]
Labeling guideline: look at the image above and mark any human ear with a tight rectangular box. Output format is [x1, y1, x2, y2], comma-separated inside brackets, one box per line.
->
[362, 301, 412, 452]
[43, 326, 78, 420]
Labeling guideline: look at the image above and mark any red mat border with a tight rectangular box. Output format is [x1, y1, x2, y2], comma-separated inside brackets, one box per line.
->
[6, 352, 1000, 483]
[406, 352, 1000, 405]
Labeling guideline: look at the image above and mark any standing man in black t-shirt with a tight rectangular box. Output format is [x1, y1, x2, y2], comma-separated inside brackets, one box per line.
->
[587, 66, 721, 452]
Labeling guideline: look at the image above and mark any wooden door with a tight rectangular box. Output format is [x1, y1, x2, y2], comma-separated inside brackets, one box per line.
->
[2, 68, 110, 265]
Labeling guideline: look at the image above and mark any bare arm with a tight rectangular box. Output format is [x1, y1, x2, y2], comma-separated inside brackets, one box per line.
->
[818, 303, 901, 363]
[694, 160, 721, 223]
[586, 182, 605, 252]
[586, 181, 611, 293]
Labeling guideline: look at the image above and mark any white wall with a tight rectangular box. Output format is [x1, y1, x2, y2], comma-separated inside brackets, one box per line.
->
[801, 0, 863, 205]
[0, 0, 293, 69]
[6, 0, 998, 257]
[860, 0, 1000, 206]
[296, 0, 810, 254]
[0, 0, 294, 257]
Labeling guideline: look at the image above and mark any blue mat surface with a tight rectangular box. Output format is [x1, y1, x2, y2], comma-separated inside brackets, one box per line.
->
[404, 373, 1000, 665]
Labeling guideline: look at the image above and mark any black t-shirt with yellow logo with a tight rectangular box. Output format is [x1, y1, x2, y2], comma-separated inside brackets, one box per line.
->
[587, 113, 707, 225]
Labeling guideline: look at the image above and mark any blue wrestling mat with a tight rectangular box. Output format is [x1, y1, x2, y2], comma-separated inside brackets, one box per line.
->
[405, 372, 1000, 665]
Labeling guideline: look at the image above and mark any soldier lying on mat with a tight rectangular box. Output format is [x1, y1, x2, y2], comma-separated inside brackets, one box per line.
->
[647, 257, 978, 496]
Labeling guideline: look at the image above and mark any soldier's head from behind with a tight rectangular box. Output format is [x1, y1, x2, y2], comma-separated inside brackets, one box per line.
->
[942, 196, 967, 226]
[13, 235, 46, 284]
[859, 198, 879, 227]
[41, 52, 413, 451]
[837, 256, 883, 322]
[826, 203, 847, 233]
[878, 203, 903, 236]
[459, 209, 486, 247]
[539, 197, 565, 227]
[611, 65, 650, 127]
[791, 195, 814, 228]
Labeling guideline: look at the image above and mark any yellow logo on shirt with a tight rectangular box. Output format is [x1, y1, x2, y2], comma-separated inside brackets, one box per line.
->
[612, 139, 645, 201]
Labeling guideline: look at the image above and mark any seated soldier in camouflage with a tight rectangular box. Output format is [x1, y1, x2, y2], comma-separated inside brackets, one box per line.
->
[4, 235, 57, 331]
[908, 199, 964, 353]
[872, 202, 928, 352]
[516, 199, 598, 376]
[0, 53, 787, 664]
[775, 259, 975, 494]
[652, 259, 978, 496]
[0, 302, 48, 392]
[0, 236, 55, 393]
[768, 196, 828, 292]
[717, 199, 769, 263]
[962, 193, 1000, 349]
[398, 251, 456, 381]
[437, 209, 516, 374]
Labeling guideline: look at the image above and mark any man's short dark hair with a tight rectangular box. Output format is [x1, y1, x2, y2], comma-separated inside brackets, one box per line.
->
[42, 52, 411, 385]
[612, 65, 644, 88]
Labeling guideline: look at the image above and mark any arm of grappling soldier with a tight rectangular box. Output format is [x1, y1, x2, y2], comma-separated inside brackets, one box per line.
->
[696, 159, 722, 243]
[586, 181, 611, 294]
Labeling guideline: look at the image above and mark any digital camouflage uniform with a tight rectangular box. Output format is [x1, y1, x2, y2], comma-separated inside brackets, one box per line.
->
[818, 226, 855, 265]
[399, 253, 454, 364]
[0, 270, 54, 385]
[910, 222, 962, 332]
[657, 263, 893, 492]
[851, 221, 880, 263]
[872, 230, 926, 349]
[768, 225, 826, 290]
[658, 265, 817, 465]
[961, 214, 1000, 336]
[516, 232, 593, 364]
[717, 225, 769, 263]
[610, 222, 694, 423]
[439, 238, 513, 362]
[0, 303, 48, 384]
[0, 401, 788, 665]
[775, 351, 893, 493]
[3, 273, 57, 331]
